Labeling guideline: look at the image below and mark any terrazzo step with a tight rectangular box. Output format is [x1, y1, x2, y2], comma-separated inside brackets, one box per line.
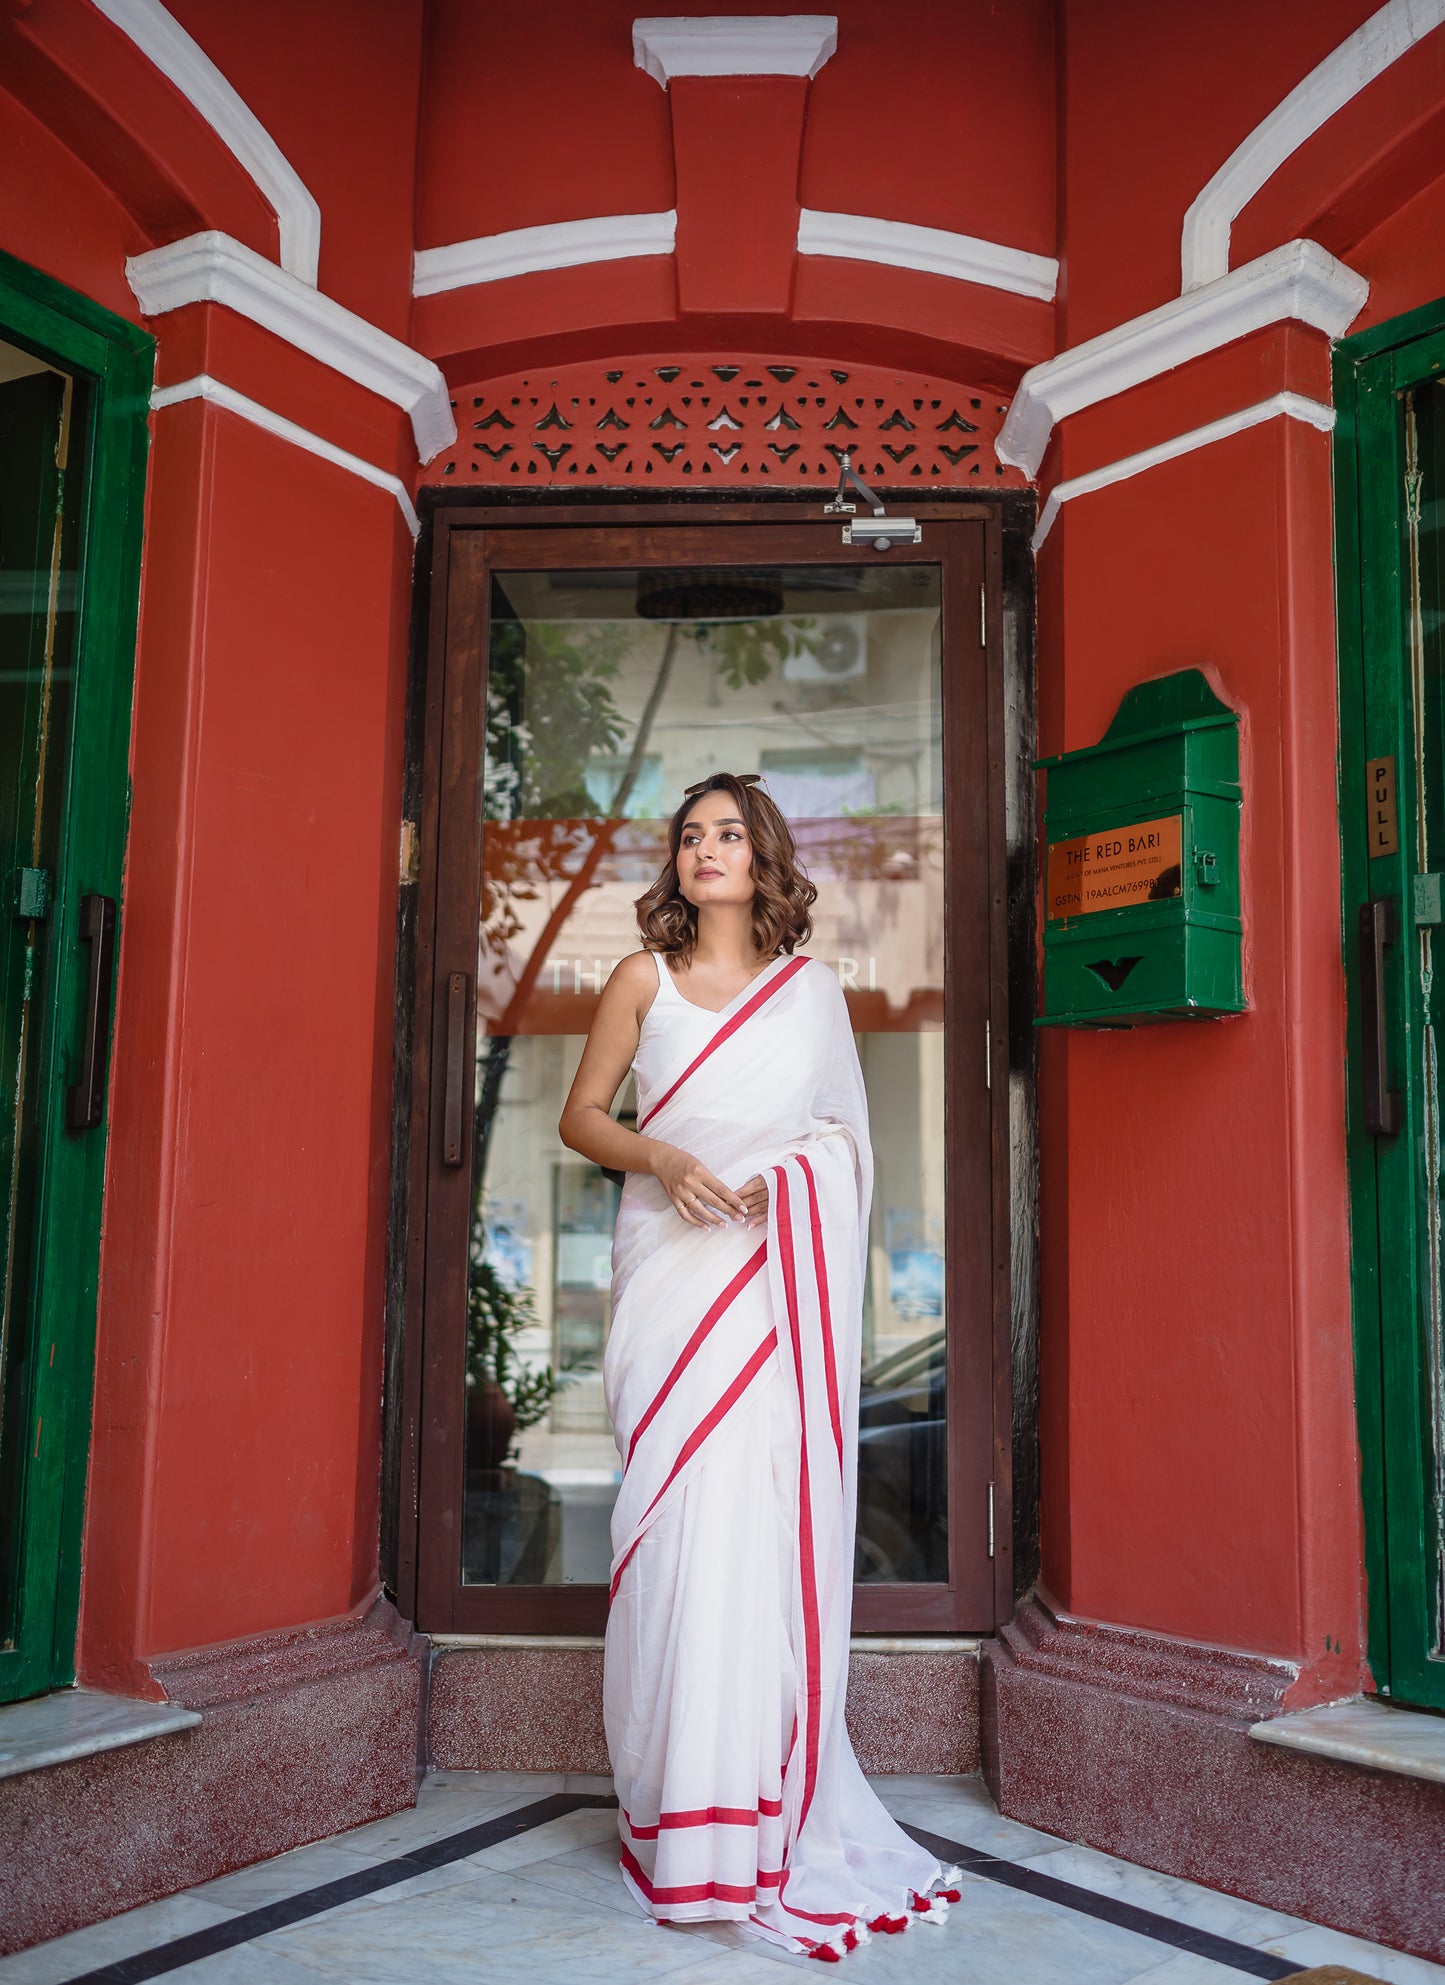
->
[0, 1687, 199, 1780]
[1250, 1698, 1445, 1786]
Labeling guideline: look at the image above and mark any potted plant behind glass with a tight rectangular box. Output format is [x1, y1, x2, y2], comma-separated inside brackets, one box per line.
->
[465, 1259, 561, 1477]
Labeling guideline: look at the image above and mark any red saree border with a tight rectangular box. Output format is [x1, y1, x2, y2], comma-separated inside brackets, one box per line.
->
[621, 1798, 784, 1837]
[772, 1164, 823, 1836]
[797, 1152, 844, 1478]
[625, 1243, 768, 1467]
[609, 1327, 780, 1601]
[636, 955, 810, 1130]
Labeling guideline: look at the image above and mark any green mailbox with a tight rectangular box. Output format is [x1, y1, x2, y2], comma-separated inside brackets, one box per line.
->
[1035, 669, 1244, 1027]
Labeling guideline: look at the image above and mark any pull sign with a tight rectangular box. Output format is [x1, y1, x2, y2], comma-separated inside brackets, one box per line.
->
[1368, 755, 1400, 857]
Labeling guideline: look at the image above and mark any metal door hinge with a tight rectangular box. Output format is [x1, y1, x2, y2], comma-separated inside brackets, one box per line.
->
[987, 1481, 996, 1558]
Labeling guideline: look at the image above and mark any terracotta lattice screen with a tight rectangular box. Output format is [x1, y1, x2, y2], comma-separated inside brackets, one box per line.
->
[428, 356, 1026, 489]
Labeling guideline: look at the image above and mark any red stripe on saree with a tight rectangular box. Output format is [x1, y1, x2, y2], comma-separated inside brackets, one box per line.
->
[609, 1328, 779, 1601]
[636, 955, 809, 1130]
[625, 1243, 768, 1467]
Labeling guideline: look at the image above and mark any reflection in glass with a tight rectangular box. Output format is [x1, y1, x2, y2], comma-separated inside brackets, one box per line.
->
[0, 344, 86, 1641]
[462, 566, 946, 1585]
[1404, 382, 1445, 1655]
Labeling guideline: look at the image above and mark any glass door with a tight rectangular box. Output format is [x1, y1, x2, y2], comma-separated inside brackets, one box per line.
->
[1341, 314, 1445, 1711]
[0, 270, 145, 1704]
[405, 512, 1008, 1633]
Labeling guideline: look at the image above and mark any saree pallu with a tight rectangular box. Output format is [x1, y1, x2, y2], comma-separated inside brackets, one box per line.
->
[603, 951, 956, 1958]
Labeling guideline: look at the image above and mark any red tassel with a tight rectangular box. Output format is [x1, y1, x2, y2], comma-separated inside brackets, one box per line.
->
[868, 1913, 908, 1933]
[910, 1891, 932, 1913]
[843, 1927, 859, 1951]
[808, 1943, 842, 1962]
[937, 1887, 962, 1903]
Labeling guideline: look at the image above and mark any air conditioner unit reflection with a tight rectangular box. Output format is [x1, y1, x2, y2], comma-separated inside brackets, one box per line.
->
[782, 615, 868, 683]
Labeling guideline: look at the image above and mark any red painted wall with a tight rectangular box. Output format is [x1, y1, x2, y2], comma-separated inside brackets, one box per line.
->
[0, 2, 425, 1688]
[4, 0, 1445, 1702]
[1040, 0, 1445, 1694]
[411, 0, 1057, 389]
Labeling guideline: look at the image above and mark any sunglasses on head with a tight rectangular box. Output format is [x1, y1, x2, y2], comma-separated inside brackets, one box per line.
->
[682, 772, 763, 798]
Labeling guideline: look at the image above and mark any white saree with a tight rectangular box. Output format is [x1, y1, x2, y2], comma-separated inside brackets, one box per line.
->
[603, 950, 959, 1960]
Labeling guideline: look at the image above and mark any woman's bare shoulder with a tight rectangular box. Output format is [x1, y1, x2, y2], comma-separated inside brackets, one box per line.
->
[609, 948, 663, 1018]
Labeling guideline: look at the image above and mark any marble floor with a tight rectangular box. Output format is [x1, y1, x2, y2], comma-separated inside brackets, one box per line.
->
[2, 1772, 1441, 1985]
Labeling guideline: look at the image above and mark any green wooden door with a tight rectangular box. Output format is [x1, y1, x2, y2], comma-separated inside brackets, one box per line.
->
[1338, 302, 1445, 1712]
[0, 259, 150, 1704]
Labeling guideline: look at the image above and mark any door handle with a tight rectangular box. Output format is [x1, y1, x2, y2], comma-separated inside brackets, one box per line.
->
[1359, 898, 1401, 1138]
[67, 893, 117, 1132]
[443, 971, 469, 1166]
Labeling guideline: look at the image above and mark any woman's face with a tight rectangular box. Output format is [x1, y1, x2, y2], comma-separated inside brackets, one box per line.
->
[676, 788, 756, 910]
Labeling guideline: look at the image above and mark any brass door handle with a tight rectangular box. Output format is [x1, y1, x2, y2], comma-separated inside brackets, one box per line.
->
[1359, 899, 1401, 1138]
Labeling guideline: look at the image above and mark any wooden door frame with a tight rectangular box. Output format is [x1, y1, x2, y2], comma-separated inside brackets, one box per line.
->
[1336, 294, 1445, 1710]
[394, 499, 1014, 1636]
[0, 252, 150, 1703]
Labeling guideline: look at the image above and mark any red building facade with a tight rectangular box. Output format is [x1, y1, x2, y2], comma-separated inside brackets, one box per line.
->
[2, 0, 1443, 1960]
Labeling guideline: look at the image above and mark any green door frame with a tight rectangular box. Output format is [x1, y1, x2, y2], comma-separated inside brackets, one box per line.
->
[1336, 293, 1445, 1712]
[0, 250, 151, 1703]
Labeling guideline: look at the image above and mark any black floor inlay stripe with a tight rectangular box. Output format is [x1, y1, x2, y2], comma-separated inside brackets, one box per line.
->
[60, 1793, 619, 1984]
[56, 1793, 1312, 1983]
[902, 1822, 1298, 1981]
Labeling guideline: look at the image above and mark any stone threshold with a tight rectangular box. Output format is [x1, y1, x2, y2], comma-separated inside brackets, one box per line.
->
[428, 1632, 981, 1653]
[0, 1686, 199, 1780]
[1250, 1694, 1445, 1785]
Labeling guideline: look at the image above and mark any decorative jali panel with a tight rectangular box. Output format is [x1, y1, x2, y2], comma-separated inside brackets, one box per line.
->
[429, 357, 1025, 488]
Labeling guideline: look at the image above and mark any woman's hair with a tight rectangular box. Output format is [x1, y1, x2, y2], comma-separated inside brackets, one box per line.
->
[635, 772, 816, 965]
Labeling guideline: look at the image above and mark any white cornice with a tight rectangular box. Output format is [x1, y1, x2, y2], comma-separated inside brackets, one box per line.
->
[997, 238, 1366, 480]
[127, 233, 455, 463]
[414, 212, 677, 297]
[1032, 392, 1335, 550]
[151, 375, 419, 536]
[797, 210, 1057, 303]
[1181, 0, 1445, 292]
[633, 14, 837, 83]
[90, 0, 321, 285]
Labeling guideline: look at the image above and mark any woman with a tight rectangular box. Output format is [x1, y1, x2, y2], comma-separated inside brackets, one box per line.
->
[558, 771, 960, 1962]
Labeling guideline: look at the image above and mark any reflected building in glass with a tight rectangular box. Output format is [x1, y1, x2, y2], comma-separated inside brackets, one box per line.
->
[463, 565, 946, 1588]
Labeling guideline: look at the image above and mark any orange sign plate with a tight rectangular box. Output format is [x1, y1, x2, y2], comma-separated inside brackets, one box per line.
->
[1047, 814, 1183, 920]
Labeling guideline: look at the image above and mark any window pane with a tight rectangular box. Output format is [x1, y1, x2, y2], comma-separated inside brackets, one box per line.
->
[463, 564, 945, 1585]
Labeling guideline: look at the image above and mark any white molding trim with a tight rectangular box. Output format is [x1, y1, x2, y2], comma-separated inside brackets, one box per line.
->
[127, 233, 455, 463]
[997, 238, 1366, 480]
[797, 209, 1057, 303]
[633, 14, 837, 83]
[150, 375, 419, 537]
[414, 212, 677, 297]
[1181, 0, 1445, 292]
[90, 0, 321, 286]
[1032, 392, 1335, 550]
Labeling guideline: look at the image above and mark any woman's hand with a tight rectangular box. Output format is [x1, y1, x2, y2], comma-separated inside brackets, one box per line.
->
[739, 1175, 770, 1231]
[650, 1145, 750, 1229]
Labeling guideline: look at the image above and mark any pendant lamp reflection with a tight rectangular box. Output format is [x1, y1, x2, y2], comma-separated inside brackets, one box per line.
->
[635, 569, 784, 622]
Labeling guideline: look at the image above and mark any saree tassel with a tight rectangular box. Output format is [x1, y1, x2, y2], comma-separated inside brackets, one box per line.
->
[842, 1926, 859, 1952]
[936, 1887, 963, 1903]
[868, 1913, 908, 1934]
[807, 1941, 843, 1963]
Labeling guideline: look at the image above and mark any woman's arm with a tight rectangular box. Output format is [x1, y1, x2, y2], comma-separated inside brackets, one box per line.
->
[558, 953, 751, 1230]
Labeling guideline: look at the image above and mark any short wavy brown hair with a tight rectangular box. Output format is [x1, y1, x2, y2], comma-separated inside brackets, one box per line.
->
[635, 772, 816, 965]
